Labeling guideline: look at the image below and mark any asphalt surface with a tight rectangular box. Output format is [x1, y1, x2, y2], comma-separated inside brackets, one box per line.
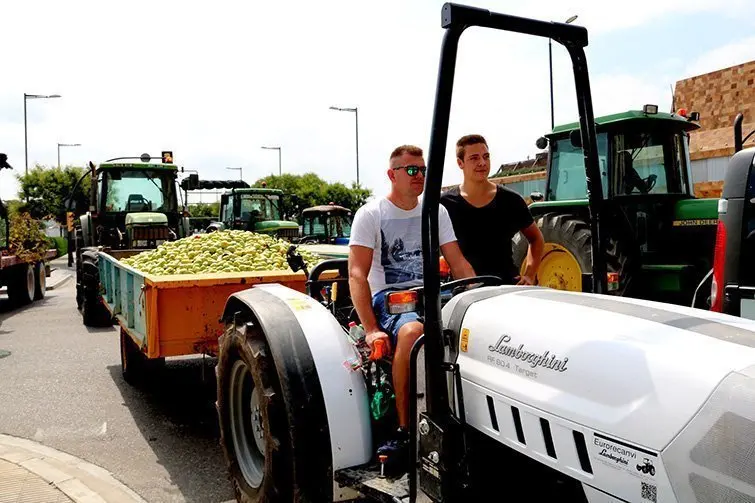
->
[0, 261, 236, 503]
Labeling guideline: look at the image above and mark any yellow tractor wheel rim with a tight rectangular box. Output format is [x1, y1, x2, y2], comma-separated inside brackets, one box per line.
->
[521, 242, 582, 291]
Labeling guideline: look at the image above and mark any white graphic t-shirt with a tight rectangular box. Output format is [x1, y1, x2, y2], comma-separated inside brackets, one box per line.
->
[349, 197, 457, 297]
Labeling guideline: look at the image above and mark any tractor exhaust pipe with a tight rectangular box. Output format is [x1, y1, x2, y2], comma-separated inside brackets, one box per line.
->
[735, 113, 744, 153]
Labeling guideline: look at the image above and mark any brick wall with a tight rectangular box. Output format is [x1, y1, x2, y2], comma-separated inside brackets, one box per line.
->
[675, 60, 755, 158]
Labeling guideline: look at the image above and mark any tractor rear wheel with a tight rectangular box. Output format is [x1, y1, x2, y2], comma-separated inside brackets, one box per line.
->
[80, 251, 111, 327]
[216, 317, 293, 502]
[512, 212, 634, 295]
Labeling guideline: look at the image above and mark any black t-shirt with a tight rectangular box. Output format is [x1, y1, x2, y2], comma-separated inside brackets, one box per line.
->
[440, 184, 534, 284]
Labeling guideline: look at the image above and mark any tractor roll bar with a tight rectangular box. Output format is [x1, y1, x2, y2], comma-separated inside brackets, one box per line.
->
[421, 1, 606, 419]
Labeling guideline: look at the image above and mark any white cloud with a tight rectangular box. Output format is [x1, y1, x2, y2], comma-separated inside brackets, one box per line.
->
[682, 36, 755, 79]
[0, 0, 751, 207]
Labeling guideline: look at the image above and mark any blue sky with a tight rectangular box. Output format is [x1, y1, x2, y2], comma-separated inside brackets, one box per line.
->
[1, 0, 754, 204]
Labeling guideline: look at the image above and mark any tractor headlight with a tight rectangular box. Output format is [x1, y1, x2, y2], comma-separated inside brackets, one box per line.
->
[661, 364, 755, 501]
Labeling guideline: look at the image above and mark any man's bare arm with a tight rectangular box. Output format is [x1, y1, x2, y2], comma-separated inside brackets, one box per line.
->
[348, 245, 380, 334]
[520, 222, 544, 284]
[440, 241, 476, 280]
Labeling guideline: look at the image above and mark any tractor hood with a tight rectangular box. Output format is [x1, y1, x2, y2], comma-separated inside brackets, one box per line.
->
[253, 220, 299, 231]
[125, 212, 169, 226]
[445, 286, 755, 451]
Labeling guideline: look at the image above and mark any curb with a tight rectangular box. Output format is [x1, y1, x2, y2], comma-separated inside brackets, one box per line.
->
[0, 433, 146, 503]
[47, 272, 73, 291]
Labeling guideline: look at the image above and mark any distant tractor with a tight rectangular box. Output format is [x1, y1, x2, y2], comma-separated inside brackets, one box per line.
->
[513, 106, 719, 307]
[206, 187, 300, 240]
[298, 203, 352, 245]
[708, 112, 755, 317]
[71, 152, 195, 326]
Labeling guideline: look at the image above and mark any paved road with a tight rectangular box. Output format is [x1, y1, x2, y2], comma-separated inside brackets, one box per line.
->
[0, 262, 235, 503]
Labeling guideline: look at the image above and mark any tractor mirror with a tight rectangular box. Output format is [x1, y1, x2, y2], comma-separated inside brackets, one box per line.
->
[535, 136, 548, 150]
[530, 191, 544, 202]
[570, 130, 582, 148]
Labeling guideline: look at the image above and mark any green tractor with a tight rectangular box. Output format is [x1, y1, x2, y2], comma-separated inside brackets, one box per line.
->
[206, 186, 300, 240]
[512, 106, 719, 308]
[71, 152, 196, 326]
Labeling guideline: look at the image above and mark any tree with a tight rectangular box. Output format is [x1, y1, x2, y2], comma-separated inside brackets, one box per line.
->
[187, 202, 219, 218]
[16, 164, 91, 224]
[252, 173, 371, 221]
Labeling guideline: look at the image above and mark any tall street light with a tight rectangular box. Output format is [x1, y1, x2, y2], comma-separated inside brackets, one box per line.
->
[24, 93, 62, 174]
[329, 106, 360, 185]
[549, 15, 578, 130]
[57, 143, 81, 169]
[261, 146, 282, 176]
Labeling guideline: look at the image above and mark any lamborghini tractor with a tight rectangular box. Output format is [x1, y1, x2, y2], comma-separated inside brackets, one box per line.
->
[72, 152, 195, 326]
[211, 4, 755, 503]
[512, 106, 719, 308]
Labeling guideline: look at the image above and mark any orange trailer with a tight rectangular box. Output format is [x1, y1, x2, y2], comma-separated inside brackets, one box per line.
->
[97, 250, 315, 381]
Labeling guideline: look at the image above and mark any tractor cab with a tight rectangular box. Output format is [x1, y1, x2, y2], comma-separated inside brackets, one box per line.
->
[74, 153, 191, 252]
[209, 187, 300, 240]
[710, 112, 755, 317]
[299, 204, 352, 245]
[517, 107, 719, 307]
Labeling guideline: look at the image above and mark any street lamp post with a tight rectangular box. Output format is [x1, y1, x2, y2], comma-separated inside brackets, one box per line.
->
[57, 143, 81, 169]
[24, 93, 62, 174]
[261, 146, 282, 176]
[549, 15, 578, 130]
[329, 106, 359, 185]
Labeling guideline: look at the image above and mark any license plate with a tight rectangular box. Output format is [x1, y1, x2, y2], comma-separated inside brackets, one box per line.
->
[740, 298, 755, 320]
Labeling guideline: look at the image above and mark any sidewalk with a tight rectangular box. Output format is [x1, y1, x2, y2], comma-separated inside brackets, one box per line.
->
[0, 434, 146, 503]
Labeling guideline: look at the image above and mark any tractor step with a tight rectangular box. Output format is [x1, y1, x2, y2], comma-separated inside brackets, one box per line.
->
[335, 464, 410, 503]
[641, 264, 694, 272]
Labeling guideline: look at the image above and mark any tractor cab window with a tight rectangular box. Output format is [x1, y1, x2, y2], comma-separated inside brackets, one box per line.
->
[611, 131, 687, 196]
[547, 133, 609, 200]
[102, 170, 177, 213]
[238, 195, 282, 222]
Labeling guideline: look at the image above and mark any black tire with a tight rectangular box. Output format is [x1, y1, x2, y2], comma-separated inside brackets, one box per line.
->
[119, 328, 164, 386]
[7, 263, 36, 307]
[80, 250, 111, 327]
[216, 317, 293, 502]
[33, 261, 46, 301]
[512, 212, 634, 295]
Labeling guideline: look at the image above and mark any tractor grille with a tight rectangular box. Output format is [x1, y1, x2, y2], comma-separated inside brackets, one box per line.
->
[132, 226, 169, 241]
[277, 228, 299, 240]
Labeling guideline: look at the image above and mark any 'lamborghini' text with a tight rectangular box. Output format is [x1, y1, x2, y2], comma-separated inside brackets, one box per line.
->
[488, 335, 568, 372]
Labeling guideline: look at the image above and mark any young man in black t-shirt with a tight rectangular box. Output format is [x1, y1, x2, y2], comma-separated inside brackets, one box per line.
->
[440, 134, 544, 285]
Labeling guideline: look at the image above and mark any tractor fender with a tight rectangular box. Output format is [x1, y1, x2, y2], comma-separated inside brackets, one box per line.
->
[219, 283, 372, 499]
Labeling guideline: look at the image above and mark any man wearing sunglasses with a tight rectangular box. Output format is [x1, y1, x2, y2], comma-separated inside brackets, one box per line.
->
[348, 144, 475, 475]
[441, 134, 544, 286]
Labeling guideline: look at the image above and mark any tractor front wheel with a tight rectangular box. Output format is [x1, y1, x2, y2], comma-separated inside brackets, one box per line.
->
[513, 212, 634, 295]
[216, 317, 293, 502]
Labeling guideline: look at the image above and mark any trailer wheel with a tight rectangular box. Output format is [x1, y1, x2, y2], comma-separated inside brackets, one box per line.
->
[513, 212, 635, 295]
[7, 263, 36, 307]
[216, 317, 293, 502]
[33, 261, 46, 301]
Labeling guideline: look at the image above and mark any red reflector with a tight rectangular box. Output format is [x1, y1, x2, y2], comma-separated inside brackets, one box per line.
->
[711, 220, 727, 312]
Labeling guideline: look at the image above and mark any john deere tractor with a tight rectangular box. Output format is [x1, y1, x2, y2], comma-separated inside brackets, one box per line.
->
[206, 186, 300, 240]
[513, 106, 719, 307]
[72, 152, 194, 326]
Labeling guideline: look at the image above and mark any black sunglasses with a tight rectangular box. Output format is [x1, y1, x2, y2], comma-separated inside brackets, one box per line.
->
[393, 165, 426, 177]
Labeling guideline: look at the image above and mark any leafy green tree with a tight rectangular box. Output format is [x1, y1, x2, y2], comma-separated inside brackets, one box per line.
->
[187, 202, 219, 218]
[252, 173, 371, 221]
[16, 164, 91, 224]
